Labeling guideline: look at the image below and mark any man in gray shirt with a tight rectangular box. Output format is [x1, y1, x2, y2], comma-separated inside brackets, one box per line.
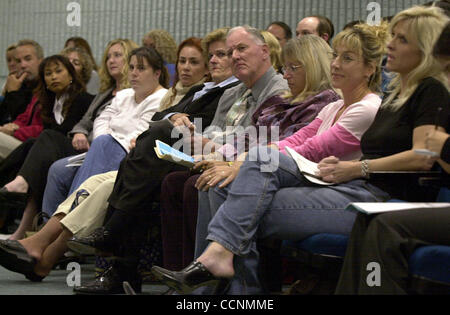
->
[186, 25, 288, 155]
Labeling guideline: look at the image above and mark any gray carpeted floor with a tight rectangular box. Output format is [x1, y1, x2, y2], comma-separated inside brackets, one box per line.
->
[0, 256, 169, 295]
[0, 232, 170, 295]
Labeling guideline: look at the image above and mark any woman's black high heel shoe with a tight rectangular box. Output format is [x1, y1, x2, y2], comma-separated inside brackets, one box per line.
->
[151, 261, 230, 294]
[0, 187, 28, 204]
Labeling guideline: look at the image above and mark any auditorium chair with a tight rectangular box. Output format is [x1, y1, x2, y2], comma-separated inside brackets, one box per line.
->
[279, 171, 450, 294]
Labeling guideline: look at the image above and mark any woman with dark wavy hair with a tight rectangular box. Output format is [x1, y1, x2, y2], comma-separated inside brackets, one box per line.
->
[35, 55, 89, 127]
[0, 55, 93, 240]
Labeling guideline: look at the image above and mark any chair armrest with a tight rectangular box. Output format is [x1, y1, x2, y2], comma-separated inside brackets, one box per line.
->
[368, 171, 441, 180]
[368, 171, 441, 175]
[368, 171, 442, 188]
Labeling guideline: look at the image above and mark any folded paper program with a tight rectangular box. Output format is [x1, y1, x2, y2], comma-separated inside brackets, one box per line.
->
[65, 152, 87, 167]
[154, 140, 195, 168]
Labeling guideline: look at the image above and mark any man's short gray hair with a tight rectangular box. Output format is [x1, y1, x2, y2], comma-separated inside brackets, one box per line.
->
[228, 25, 266, 45]
[16, 39, 44, 59]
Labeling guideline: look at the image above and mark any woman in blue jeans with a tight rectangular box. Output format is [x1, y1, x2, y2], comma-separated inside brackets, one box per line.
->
[151, 6, 450, 294]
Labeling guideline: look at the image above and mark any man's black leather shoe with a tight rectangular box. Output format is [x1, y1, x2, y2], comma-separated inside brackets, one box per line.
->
[73, 265, 142, 295]
[151, 261, 229, 294]
[66, 227, 115, 254]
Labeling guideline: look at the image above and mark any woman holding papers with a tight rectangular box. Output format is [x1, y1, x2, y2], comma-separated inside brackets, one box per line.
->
[335, 21, 450, 295]
[152, 8, 449, 295]
[0, 39, 137, 241]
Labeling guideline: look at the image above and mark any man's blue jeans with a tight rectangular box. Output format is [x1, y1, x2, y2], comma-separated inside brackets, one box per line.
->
[195, 146, 389, 294]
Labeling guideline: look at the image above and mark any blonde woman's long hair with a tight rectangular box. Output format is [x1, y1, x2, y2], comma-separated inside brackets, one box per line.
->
[261, 30, 283, 73]
[142, 29, 177, 64]
[282, 35, 334, 103]
[383, 6, 449, 110]
[98, 38, 139, 93]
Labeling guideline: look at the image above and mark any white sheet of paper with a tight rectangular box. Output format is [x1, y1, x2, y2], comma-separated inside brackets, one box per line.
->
[347, 202, 450, 214]
[284, 146, 333, 186]
[67, 152, 86, 163]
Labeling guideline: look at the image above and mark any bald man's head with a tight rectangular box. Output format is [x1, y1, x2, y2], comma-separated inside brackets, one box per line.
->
[296, 15, 334, 44]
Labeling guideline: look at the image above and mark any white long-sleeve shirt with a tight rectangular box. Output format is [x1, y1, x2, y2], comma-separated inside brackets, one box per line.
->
[93, 87, 168, 152]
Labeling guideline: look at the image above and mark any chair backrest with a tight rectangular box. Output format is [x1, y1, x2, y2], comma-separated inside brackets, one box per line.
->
[436, 187, 450, 202]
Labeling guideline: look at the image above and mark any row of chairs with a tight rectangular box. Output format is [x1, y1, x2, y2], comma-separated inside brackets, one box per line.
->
[279, 172, 450, 294]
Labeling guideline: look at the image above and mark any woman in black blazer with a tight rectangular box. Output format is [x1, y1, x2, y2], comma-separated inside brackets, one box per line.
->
[0, 55, 92, 238]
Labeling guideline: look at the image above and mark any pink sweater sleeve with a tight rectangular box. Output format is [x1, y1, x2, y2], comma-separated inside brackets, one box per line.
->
[277, 94, 381, 162]
[276, 118, 321, 153]
[292, 123, 361, 162]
